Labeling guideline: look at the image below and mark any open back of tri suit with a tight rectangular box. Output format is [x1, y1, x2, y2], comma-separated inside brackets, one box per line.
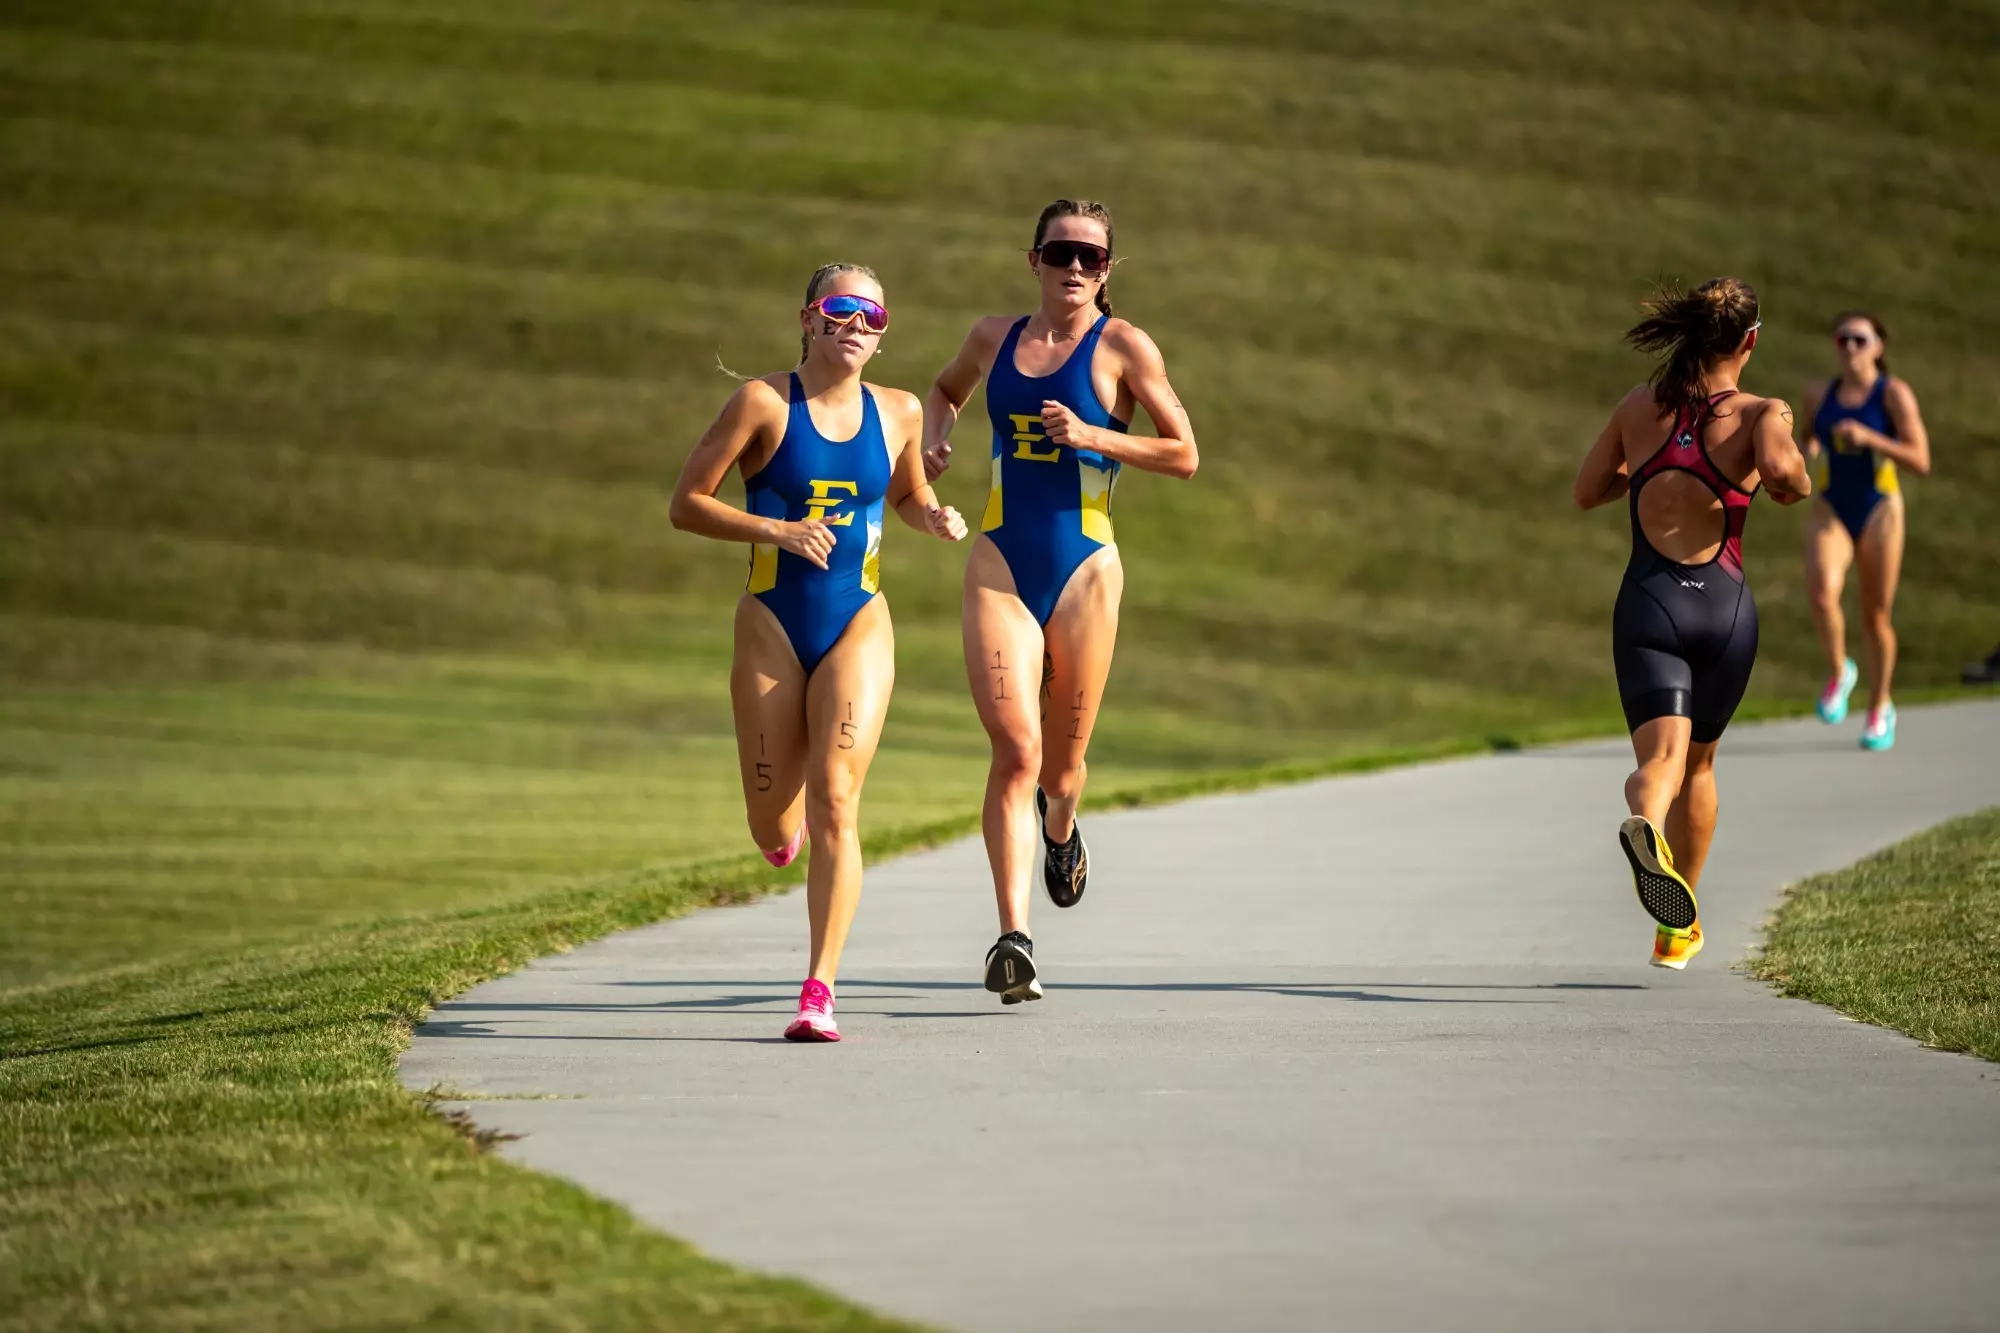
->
[1811, 374, 1899, 539]
[743, 372, 890, 676]
[981, 314, 1126, 625]
[1611, 390, 1761, 744]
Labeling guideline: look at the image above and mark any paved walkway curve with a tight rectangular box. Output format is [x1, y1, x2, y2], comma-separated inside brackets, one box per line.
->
[403, 703, 2000, 1333]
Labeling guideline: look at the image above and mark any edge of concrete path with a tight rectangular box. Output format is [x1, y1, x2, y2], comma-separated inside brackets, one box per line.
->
[1073, 685, 1989, 816]
[402, 696, 2000, 1328]
[400, 689, 1997, 1040]
[400, 699, 2000, 1333]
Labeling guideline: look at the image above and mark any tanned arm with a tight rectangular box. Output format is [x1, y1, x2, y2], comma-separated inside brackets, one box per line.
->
[1573, 389, 1637, 510]
[1755, 398, 1812, 505]
[883, 390, 967, 541]
[1036, 322, 1198, 479]
[669, 379, 835, 569]
[923, 317, 1009, 481]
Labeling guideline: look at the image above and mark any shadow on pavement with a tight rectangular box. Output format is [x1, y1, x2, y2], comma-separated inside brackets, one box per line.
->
[416, 977, 1652, 1034]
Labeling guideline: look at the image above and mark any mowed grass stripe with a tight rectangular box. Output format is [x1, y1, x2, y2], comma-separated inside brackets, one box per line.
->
[0, 304, 1986, 701]
[0, 310, 702, 486]
[0, 520, 679, 654]
[0, 312, 1984, 688]
[1116, 595, 1619, 710]
[0, 492, 1647, 705]
[0, 612, 407, 691]
[1, 212, 1985, 487]
[0, 205, 1664, 424]
[11, 0, 2000, 178]
[0, 677, 734, 766]
[17, 185, 1998, 408]
[808, 0, 2000, 134]
[0, 272, 1637, 490]
[7, 110, 1998, 325]
[1, 202, 1991, 537]
[0, 190, 1644, 371]
[0, 304, 1630, 635]
[19, 0, 2000, 115]
[0, 17, 1991, 222]
[0, 424, 702, 597]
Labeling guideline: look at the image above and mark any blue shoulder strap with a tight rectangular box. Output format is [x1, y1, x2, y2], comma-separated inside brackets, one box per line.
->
[1077, 313, 1110, 358]
[785, 371, 815, 439]
[995, 317, 1030, 373]
[858, 383, 880, 438]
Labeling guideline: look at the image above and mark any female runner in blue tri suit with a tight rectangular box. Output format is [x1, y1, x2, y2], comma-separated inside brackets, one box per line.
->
[922, 200, 1198, 1004]
[671, 263, 968, 1041]
[1573, 278, 1811, 969]
[1800, 311, 1932, 751]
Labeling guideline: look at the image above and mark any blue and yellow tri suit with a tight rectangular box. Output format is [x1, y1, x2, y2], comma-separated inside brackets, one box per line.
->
[980, 314, 1126, 625]
[743, 372, 889, 675]
[1811, 374, 1900, 539]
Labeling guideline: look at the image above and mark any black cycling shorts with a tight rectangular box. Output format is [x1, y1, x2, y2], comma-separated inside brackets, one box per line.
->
[1612, 566, 1758, 744]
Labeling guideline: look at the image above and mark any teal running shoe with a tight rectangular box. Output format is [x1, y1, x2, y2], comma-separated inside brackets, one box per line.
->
[1817, 657, 1858, 725]
[1859, 703, 1897, 752]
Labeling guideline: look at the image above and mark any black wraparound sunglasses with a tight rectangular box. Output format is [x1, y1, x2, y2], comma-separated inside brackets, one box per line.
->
[1033, 240, 1111, 275]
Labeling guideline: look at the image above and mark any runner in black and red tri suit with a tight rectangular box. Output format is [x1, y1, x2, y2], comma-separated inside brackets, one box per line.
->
[1572, 277, 1812, 969]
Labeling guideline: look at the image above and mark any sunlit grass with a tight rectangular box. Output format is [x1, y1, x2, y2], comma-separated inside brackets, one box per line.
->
[1755, 807, 2000, 1063]
[3, 0, 1996, 1325]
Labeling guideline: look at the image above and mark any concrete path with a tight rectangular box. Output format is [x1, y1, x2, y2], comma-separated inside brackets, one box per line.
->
[403, 703, 2000, 1333]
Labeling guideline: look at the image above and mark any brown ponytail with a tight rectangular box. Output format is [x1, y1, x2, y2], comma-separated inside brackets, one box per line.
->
[1831, 309, 1890, 377]
[1625, 277, 1760, 413]
[1032, 199, 1116, 317]
[798, 262, 880, 364]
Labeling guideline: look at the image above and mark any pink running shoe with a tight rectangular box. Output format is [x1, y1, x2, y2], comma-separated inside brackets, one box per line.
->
[762, 821, 807, 869]
[784, 979, 839, 1043]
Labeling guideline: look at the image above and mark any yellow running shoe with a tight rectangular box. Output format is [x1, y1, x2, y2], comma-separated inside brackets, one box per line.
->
[1651, 921, 1704, 970]
[1618, 815, 1698, 931]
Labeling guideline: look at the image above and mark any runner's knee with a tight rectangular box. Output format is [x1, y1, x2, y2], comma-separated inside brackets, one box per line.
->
[1626, 751, 1682, 796]
[989, 731, 1041, 787]
[805, 776, 862, 843]
[1627, 759, 1668, 787]
[1039, 757, 1085, 803]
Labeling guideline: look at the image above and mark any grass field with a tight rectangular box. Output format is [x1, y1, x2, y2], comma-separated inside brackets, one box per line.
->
[4, 0, 1999, 1326]
[1756, 807, 2000, 1063]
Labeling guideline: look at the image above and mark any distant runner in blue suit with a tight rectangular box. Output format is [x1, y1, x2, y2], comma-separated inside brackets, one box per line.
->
[1801, 311, 1932, 752]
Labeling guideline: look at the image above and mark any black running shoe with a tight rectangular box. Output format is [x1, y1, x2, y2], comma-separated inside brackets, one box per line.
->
[983, 931, 1042, 1004]
[1036, 787, 1089, 909]
[1964, 644, 2000, 685]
